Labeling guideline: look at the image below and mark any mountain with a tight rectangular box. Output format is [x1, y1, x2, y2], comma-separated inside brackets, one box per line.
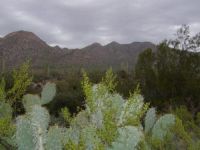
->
[0, 31, 156, 71]
[0, 31, 67, 69]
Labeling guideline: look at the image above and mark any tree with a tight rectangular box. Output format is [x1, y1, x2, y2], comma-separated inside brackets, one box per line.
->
[135, 48, 157, 101]
[169, 24, 200, 51]
[135, 25, 200, 112]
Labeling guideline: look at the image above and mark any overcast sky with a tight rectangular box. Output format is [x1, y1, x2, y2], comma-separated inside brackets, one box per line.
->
[0, 0, 200, 48]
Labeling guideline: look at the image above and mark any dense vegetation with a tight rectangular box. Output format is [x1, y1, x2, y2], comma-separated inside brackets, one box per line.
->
[0, 25, 199, 149]
[135, 25, 200, 115]
[0, 67, 200, 149]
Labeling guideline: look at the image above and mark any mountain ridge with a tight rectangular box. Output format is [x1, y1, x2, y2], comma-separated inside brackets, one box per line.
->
[0, 31, 156, 71]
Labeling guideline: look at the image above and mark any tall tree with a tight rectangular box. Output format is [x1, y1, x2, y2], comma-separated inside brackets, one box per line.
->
[135, 48, 157, 101]
[169, 24, 200, 51]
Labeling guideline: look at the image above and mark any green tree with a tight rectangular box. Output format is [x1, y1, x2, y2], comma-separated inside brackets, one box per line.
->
[169, 24, 200, 51]
[135, 25, 200, 112]
[135, 48, 157, 101]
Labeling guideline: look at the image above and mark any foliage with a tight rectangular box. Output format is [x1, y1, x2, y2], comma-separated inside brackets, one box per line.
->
[0, 77, 15, 149]
[64, 69, 148, 149]
[143, 107, 199, 150]
[135, 26, 200, 113]
[3, 61, 33, 116]
[102, 68, 117, 92]
[7, 61, 33, 104]
[34, 68, 136, 115]
[0, 102, 14, 137]
[61, 107, 72, 124]
[47, 71, 84, 114]
[0, 65, 199, 149]
[169, 24, 200, 51]
[174, 106, 200, 140]
[63, 70, 186, 150]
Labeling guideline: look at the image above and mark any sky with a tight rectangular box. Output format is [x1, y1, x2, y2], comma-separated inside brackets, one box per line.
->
[0, 0, 200, 48]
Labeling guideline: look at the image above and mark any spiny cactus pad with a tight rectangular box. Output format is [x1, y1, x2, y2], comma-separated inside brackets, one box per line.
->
[45, 126, 64, 150]
[152, 114, 175, 140]
[22, 94, 41, 112]
[41, 82, 56, 105]
[16, 116, 35, 150]
[109, 126, 143, 150]
[145, 107, 156, 133]
[22, 82, 56, 112]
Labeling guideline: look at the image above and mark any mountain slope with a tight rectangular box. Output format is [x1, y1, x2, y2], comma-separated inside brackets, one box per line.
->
[0, 31, 156, 71]
[0, 31, 67, 69]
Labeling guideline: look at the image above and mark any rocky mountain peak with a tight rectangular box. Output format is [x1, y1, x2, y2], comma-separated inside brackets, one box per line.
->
[83, 42, 102, 49]
[3, 30, 48, 47]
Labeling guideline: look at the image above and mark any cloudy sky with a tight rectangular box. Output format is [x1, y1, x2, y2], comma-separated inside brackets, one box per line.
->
[0, 0, 200, 48]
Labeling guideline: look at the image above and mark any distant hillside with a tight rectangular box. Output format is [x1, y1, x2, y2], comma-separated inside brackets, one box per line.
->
[0, 31, 156, 71]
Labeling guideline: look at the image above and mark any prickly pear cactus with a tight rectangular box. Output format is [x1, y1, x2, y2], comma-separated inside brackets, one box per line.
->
[64, 71, 149, 150]
[22, 94, 41, 112]
[16, 82, 65, 150]
[45, 126, 64, 150]
[63, 71, 179, 150]
[22, 82, 56, 112]
[41, 82, 56, 105]
[16, 116, 35, 150]
[144, 107, 156, 133]
[143, 107, 176, 149]
[109, 126, 143, 150]
[152, 114, 175, 141]
[15, 72, 180, 150]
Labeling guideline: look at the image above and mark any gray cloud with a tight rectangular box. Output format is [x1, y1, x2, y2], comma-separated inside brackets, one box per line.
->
[0, 0, 200, 48]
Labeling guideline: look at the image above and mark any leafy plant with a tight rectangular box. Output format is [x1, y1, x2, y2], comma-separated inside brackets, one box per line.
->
[7, 61, 33, 104]
[0, 78, 15, 149]
[1, 66, 198, 150]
